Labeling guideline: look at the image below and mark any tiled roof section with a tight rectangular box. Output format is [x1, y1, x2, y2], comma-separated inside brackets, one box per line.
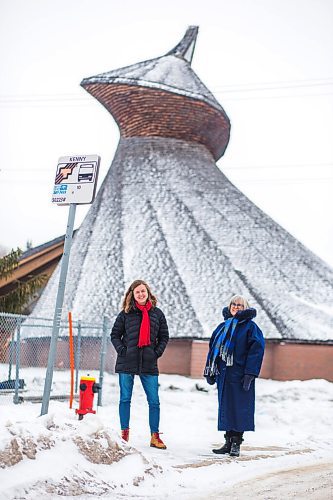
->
[81, 54, 224, 114]
[80, 27, 230, 160]
[83, 83, 230, 160]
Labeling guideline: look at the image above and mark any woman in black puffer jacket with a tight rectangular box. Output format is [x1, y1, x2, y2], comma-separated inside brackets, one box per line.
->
[111, 279, 169, 449]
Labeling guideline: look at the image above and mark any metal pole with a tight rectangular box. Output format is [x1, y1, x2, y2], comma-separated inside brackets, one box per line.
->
[41, 203, 77, 415]
[75, 320, 82, 394]
[8, 327, 15, 381]
[13, 318, 22, 404]
[98, 316, 109, 407]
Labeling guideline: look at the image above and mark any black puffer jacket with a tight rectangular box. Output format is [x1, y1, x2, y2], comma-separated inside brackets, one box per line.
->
[111, 306, 169, 375]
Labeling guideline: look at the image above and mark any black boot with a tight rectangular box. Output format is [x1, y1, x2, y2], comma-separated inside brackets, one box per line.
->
[229, 436, 243, 457]
[212, 434, 231, 454]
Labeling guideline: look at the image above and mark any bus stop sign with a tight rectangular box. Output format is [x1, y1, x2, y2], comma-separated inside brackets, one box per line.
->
[52, 155, 100, 205]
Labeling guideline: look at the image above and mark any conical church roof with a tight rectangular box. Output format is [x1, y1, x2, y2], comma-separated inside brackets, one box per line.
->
[31, 27, 333, 342]
[81, 27, 230, 160]
[81, 26, 222, 113]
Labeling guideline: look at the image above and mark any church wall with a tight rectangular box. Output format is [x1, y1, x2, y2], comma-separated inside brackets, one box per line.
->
[7, 337, 333, 382]
[161, 338, 333, 382]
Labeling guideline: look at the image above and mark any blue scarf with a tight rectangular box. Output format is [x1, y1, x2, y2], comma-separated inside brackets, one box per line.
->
[204, 318, 238, 376]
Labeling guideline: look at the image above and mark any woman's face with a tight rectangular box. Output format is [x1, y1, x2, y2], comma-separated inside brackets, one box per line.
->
[230, 300, 244, 316]
[133, 284, 148, 305]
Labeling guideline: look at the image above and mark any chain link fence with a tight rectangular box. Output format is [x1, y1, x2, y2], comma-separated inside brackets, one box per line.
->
[0, 312, 116, 406]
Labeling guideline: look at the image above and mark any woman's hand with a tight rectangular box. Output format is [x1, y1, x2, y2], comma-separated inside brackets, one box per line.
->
[242, 374, 254, 391]
[205, 375, 216, 385]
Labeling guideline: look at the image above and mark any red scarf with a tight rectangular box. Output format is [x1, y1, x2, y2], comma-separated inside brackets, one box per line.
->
[136, 300, 152, 347]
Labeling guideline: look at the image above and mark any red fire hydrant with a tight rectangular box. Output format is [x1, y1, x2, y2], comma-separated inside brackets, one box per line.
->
[76, 375, 101, 420]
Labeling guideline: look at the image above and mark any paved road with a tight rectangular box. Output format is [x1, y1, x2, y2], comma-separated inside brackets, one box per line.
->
[219, 461, 333, 499]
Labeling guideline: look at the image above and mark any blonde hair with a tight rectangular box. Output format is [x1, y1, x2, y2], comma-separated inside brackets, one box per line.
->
[228, 294, 250, 311]
[122, 279, 157, 313]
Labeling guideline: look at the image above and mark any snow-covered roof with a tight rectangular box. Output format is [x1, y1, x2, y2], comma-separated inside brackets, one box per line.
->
[81, 55, 224, 114]
[31, 137, 333, 341]
[81, 26, 225, 115]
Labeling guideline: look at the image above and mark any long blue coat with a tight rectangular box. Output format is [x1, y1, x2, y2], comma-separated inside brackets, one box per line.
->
[209, 307, 265, 432]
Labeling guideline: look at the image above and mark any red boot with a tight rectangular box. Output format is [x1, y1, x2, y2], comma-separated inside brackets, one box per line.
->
[121, 428, 129, 442]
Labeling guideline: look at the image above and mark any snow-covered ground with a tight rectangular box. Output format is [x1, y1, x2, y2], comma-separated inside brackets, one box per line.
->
[0, 367, 332, 499]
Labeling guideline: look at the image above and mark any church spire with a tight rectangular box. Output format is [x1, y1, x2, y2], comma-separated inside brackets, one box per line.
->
[166, 26, 198, 64]
[80, 25, 230, 160]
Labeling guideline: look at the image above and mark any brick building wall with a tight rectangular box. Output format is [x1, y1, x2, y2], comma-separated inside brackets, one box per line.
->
[11, 337, 332, 382]
[160, 338, 333, 381]
[259, 341, 333, 381]
[157, 338, 192, 375]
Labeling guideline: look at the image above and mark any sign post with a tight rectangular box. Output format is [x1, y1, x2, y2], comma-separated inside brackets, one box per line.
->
[41, 155, 100, 416]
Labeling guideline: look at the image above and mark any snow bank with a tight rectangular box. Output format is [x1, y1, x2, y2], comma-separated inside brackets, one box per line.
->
[0, 373, 332, 499]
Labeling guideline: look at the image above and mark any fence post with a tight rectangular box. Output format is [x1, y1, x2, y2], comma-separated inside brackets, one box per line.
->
[8, 327, 16, 381]
[75, 320, 82, 394]
[98, 316, 109, 407]
[13, 317, 22, 404]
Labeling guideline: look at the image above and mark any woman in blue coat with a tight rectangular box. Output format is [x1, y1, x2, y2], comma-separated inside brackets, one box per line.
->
[204, 295, 265, 457]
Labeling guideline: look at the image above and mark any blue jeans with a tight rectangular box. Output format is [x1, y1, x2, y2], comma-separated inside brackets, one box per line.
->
[118, 373, 160, 433]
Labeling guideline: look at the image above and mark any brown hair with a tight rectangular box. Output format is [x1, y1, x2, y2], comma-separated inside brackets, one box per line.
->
[122, 279, 157, 313]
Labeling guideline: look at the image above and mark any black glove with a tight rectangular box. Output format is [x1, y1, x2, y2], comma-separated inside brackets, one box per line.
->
[243, 374, 254, 391]
[205, 375, 216, 385]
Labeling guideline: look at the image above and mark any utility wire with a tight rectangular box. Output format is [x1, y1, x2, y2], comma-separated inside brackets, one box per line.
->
[212, 78, 333, 93]
[0, 78, 333, 106]
[221, 162, 333, 170]
[2, 162, 333, 173]
[1, 176, 333, 186]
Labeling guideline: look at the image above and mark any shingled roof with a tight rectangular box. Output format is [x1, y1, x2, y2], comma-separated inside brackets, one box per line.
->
[81, 27, 230, 160]
[81, 26, 224, 113]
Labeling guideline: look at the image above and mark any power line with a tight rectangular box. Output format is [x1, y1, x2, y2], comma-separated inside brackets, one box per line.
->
[212, 78, 333, 93]
[219, 91, 333, 102]
[0, 77, 333, 106]
[217, 76, 333, 86]
[1, 176, 332, 186]
[0, 95, 85, 102]
[1, 168, 56, 172]
[2, 162, 333, 174]
[221, 162, 333, 170]
[234, 177, 333, 185]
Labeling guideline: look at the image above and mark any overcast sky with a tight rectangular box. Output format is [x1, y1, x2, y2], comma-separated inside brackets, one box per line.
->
[1, 0, 333, 265]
